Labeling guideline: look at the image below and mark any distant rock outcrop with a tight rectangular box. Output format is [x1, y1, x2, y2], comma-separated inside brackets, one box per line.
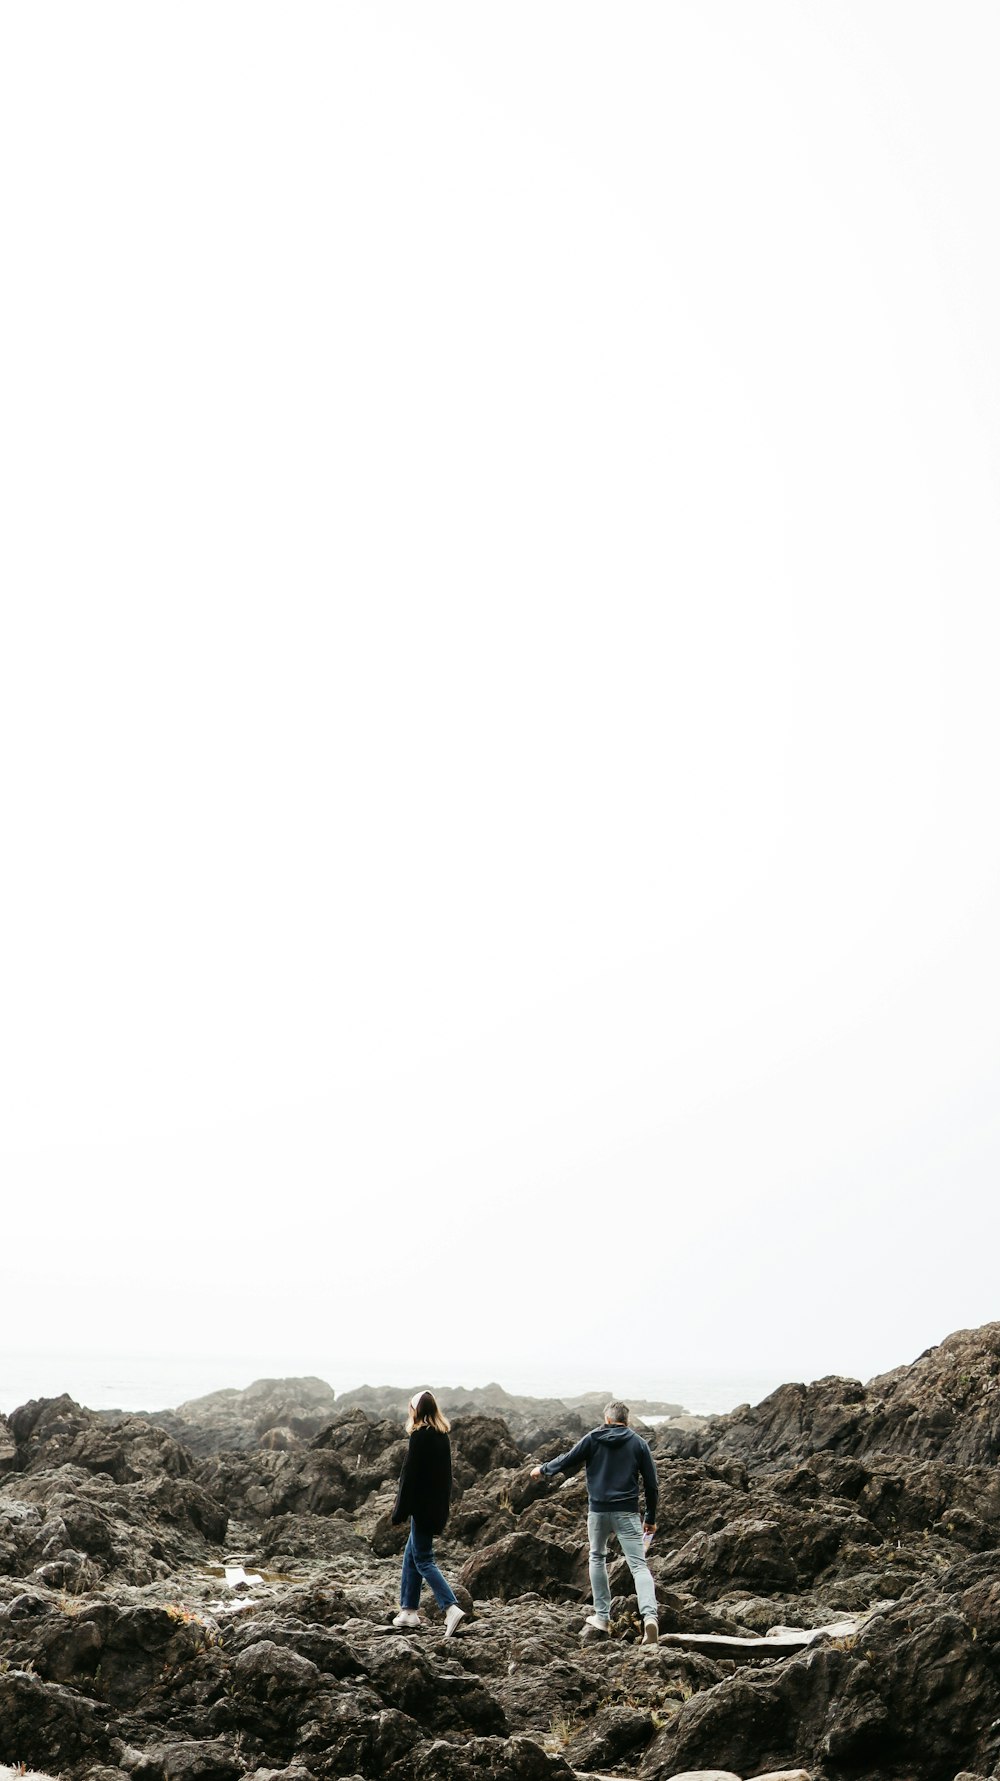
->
[144, 1376, 340, 1457]
[148, 1376, 686, 1458]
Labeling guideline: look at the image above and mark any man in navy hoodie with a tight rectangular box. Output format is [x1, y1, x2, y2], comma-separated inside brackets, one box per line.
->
[530, 1399, 659, 1643]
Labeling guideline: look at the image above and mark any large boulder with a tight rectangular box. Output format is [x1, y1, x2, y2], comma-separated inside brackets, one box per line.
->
[639, 1645, 854, 1779]
[700, 1324, 1000, 1471]
[308, 1407, 405, 1466]
[0, 1598, 222, 1710]
[449, 1416, 523, 1482]
[0, 1670, 113, 1769]
[459, 1531, 585, 1602]
[411, 1736, 573, 1779]
[364, 1639, 507, 1734]
[859, 1325, 1000, 1465]
[231, 1639, 322, 1701]
[640, 1586, 1000, 1781]
[659, 1517, 799, 1598]
[124, 1740, 244, 1780]
[0, 1463, 227, 1587]
[700, 1379, 870, 1471]
[149, 1378, 340, 1458]
[11, 1398, 193, 1483]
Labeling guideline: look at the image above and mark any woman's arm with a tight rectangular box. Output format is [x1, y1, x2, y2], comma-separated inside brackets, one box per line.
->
[391, 1433, 416, 1525]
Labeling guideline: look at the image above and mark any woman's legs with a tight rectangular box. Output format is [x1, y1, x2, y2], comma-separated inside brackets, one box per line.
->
[405, 1519, 458, 1610]
[399, 1528, 423, 1609]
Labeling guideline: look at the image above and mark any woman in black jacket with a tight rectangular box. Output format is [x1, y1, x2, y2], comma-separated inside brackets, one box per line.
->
[390, 1389, 465, 1635]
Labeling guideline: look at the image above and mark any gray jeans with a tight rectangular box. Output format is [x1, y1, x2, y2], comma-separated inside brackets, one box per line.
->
[588, 1509, 658, 1623]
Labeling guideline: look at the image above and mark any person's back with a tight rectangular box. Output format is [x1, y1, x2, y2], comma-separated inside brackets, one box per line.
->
[390, 1390, 464, 1636]
[530, 1399, 659, 1645]
[573, 1422, 656, 1515]
[394, 1423, 452, 1534]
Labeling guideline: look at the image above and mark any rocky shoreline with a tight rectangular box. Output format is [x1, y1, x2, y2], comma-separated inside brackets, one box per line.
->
[3, 1327, 1000, 1780]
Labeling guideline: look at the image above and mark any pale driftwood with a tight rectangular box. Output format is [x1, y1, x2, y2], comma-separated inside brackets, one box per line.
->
[658, 1619, 859, 1661]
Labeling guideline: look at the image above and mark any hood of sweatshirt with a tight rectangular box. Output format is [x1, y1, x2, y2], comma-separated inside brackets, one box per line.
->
[592, 1424, 636, 1448]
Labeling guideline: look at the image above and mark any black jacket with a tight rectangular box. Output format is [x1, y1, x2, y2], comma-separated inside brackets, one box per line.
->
[391, 1426, 452, 1534]
[540, 1424, 659, 1519]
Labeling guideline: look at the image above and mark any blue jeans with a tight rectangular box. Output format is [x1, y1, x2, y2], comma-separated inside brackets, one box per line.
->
[400, 1520, 458, 1611]
[588, 1510, 658, 1623]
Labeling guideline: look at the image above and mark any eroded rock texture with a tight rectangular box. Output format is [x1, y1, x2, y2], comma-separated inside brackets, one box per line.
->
[3, 1325, 1000, 1779]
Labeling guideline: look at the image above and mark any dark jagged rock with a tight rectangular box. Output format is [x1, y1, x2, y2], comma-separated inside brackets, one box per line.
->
[697, 1322, 1000, 1473]
[449, 1416, 524, 1480]
[639, 1644, 855, 1778]
[123, 1739, 244, 1779]
[147, 1379, 341, 1459]
[12, 1398, 194, 1484]
[458, 1530, 585, 1602]
[0, 1668, 114, 1769]
[308, 1407, 404, 1465]
[193, 1412, 407, 1524]
[145, 1376, 687, 1460]
[364, 1638, 507, 1733]
[0, 1599, 219, 1708]
[0, 1415, 16, 1477]
[223, 1615, 364, 1680]
[6, 1326, 1000, 1780]
[0, 1463, 227, 1589]
[657, 1514, 798, 1596]
[334, 1381, 683, 1453]
[254, 1511, 369, 1565]
[564, 1703, 657, 1770]
[411, 1734, 574, 1779]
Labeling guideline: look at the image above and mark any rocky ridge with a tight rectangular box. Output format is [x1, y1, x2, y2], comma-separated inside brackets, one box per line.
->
[2, 1324, 1000, 1781]
[139, 1382, 685, 1459]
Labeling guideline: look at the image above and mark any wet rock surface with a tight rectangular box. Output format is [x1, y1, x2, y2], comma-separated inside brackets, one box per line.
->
[3, 1325, 1000, 1778]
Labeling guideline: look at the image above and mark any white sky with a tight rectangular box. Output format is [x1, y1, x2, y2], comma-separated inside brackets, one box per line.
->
[2, 4, 999, 1405]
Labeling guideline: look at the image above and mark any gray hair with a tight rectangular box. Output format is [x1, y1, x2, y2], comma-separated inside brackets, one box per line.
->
[605, 1400, 630, 1425]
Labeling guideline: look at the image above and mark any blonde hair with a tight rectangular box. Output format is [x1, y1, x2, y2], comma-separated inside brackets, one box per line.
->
[406, 1389, 451, 1435]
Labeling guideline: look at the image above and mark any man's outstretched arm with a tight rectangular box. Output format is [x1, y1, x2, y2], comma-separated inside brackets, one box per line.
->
[529, 1432, 594, 1480]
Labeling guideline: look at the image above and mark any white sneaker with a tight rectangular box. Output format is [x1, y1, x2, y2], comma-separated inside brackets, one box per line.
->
[583, 1613, 609, 1636]
[392, 1609, 421, 1628]
[642, 1618, 659, 1645]
[443, 1604, 466, 1637]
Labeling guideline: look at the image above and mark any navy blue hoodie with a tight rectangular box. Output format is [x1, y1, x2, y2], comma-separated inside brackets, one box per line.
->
[540, 1423, 658, 1519]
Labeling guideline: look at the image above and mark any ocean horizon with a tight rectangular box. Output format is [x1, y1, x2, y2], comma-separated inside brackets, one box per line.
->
[0, 1350, 790, 1421]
